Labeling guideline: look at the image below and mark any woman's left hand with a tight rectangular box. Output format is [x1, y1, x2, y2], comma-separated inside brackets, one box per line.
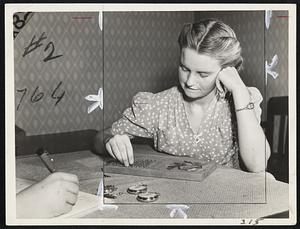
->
[217, 66, 246, 93]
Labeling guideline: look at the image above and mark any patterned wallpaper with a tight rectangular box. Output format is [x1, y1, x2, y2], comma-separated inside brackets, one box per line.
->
[14, 11, 288, 135]
[265, 11, 289, 153]
[14, 12, 103, 135]
[265, 11, 288, 100]
[14, 11, 193, 134]
[103, 12, 194, 128]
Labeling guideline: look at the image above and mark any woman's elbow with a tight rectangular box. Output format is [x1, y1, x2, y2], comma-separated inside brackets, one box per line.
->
[245, 149, 271, 173]
[247, 163, 266, 173]
[265, 140, 271, 161]
[252, 139, 271, 172]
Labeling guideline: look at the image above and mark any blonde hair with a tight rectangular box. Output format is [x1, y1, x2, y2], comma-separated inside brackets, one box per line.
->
[178, 19, 243, 72]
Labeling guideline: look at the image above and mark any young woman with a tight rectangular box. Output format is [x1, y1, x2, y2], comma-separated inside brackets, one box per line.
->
[105, 19, 270, 172]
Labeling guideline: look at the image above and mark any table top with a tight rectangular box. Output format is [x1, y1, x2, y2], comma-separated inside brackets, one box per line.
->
[16, 144, 289, 219]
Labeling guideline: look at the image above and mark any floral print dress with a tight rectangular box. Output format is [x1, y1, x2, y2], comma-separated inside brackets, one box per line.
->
[111, 86, 263, 169]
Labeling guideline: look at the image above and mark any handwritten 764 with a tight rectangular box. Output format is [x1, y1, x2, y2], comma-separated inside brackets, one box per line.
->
[16, 81, 65, 111]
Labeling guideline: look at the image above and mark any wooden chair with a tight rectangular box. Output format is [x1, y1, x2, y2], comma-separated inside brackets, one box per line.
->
[262, 96, 288, 183]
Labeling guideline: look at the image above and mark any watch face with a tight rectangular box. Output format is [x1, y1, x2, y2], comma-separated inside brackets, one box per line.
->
[248, 102, 255, 109]
[127, 184, 148, 195]
[136, 192, 160, 203]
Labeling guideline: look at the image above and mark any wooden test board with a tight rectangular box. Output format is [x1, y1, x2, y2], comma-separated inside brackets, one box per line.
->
[103, 151, 217, 182]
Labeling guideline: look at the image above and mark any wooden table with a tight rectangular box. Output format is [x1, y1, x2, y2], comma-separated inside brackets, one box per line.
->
[16, 144, 289, 219]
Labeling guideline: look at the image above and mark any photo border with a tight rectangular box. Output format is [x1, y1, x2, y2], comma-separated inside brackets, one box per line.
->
[5, 3, 297, 225]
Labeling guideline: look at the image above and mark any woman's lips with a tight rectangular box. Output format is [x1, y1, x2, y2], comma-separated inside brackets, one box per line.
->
[185, 86, 200, 91]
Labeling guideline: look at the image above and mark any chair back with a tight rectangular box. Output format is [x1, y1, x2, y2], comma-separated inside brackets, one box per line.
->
[265, 96, 288, 183]
[265, 96, 288, 156]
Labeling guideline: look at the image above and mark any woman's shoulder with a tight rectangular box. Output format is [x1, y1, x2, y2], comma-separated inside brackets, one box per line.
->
[132, 86, 179, 105]
[155, 86, 180, 99]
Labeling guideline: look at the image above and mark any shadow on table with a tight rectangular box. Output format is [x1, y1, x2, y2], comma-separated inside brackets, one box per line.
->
[263, 211, 289, 218]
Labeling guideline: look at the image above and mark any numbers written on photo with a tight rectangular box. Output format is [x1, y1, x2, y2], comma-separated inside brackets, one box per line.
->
[240, 218, 263, 225]
[13, 12, 33, 39]
[16, 81, 66, 111]
[22, 32, 63, 63]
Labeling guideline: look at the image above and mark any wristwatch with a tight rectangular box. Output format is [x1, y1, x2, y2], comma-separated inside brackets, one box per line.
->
[235, 102, 254, 112]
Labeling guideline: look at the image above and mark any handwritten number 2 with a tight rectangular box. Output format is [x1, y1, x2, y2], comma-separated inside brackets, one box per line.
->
[22, 32, 63, 62]
[43, 42, 63, 62]
[16, 88, 27, 110]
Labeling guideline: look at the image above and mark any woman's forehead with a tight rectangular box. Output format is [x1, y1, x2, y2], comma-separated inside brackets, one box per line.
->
[180, 48, 221, 72]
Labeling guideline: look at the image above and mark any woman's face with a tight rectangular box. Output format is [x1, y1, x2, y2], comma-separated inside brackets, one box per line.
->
[178, 48, 222, 100]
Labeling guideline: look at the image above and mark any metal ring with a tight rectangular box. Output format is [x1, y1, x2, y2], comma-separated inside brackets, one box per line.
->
[136, 192, 160, 202]
[127, 184, 147, 195]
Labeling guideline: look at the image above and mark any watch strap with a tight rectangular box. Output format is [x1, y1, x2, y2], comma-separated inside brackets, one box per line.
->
[235, 102, 255, 112]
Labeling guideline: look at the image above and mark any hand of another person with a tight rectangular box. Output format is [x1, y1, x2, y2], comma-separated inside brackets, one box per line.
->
[105, 134, 134, 166]
[16, 172, 79, 218]
[217, 66, 246, 93]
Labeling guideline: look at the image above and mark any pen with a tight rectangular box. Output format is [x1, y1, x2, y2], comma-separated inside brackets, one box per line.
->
[36, 148, 57, 173]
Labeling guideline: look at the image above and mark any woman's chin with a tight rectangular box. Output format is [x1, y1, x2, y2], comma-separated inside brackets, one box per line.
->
[183, 90, 204, 100]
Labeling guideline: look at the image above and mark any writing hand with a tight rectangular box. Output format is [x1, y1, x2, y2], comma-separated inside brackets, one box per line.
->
[17, 172, 79, 218]
[105, 134, 134, 167]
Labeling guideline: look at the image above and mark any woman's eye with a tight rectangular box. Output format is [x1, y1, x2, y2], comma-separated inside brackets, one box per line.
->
[180, 65, 189, 72]
[198, 73, 209, 78]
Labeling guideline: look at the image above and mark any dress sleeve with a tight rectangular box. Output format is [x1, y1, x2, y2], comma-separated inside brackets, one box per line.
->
[248, 87, 263, 124]
[110, 92, 158, 138]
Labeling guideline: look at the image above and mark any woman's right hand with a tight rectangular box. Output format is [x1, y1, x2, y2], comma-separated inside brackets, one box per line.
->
[105, 134, 134, 167]
[16, 172, 79, 218]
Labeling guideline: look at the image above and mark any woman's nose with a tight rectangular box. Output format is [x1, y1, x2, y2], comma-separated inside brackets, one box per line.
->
[185, 72, 198, 87]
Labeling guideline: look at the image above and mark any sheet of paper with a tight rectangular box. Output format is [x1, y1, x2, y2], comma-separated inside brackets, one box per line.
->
[57, 191, 99, 218]
[16, 178, 35, 193]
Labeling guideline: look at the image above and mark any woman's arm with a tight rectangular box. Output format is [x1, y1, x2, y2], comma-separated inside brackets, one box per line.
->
[218, 67, 271, 172]
[103, 92, 158, 166]
[232, 85, 271, 172]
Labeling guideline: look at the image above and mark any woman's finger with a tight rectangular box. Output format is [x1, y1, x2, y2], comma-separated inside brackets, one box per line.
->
[123, 136, 134, 165]
[65, 192, 78, 206]
[53, 172, 79, 185]
[105, 142, 116, 159]
[116, 139, 129, 166]
[110, 140, 124, 165]
[65, 181, 79, 195]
